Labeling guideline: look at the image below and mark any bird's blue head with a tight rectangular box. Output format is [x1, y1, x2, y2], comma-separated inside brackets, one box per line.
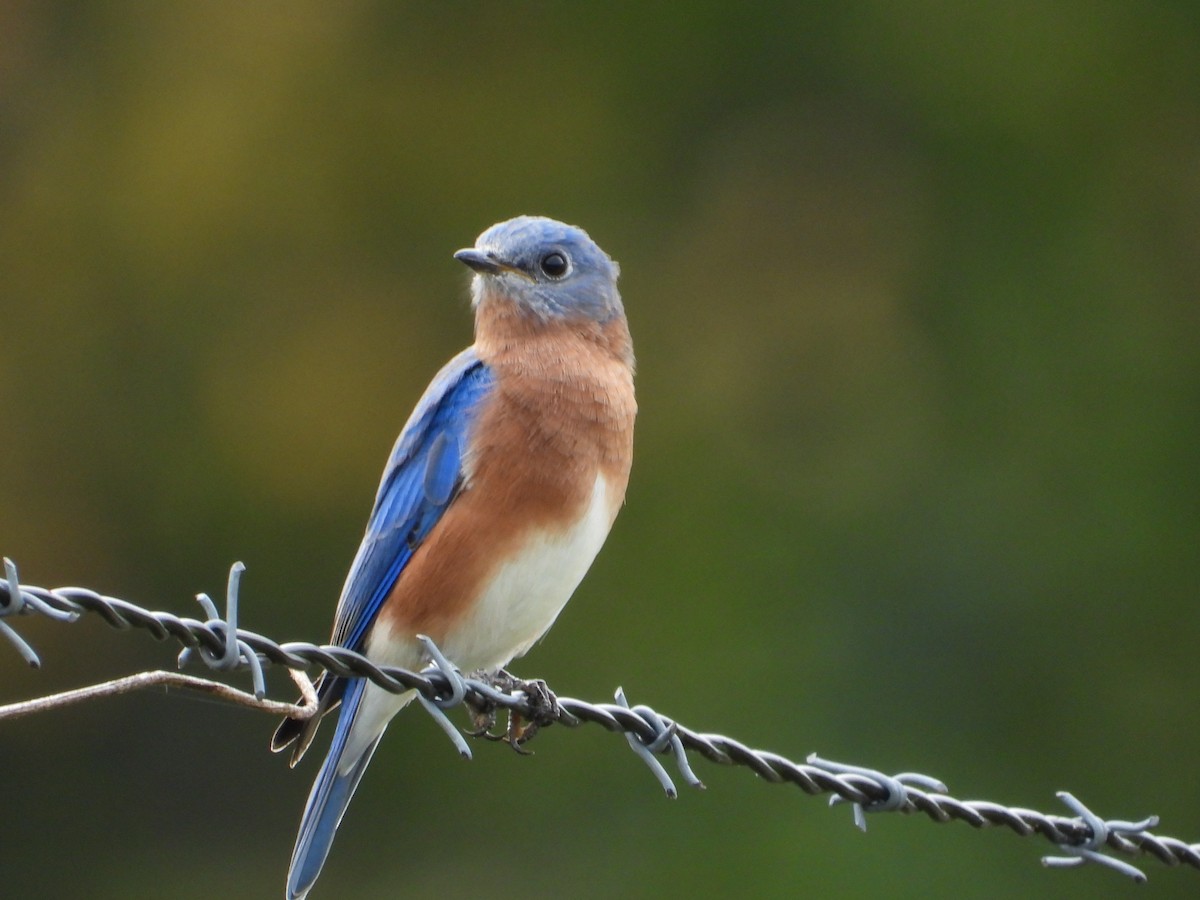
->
[454, 216, 623, 322]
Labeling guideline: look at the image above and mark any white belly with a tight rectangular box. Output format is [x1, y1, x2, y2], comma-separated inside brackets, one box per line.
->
[440, 473, 614, 671]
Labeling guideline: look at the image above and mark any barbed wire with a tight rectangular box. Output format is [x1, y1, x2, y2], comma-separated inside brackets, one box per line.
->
[3, 558, 1198, 883]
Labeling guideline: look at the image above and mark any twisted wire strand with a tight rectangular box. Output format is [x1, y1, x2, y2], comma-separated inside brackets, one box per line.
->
[3, 566, 1199, 880]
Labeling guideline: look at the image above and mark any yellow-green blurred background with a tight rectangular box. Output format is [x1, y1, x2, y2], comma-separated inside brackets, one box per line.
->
[3, 3, 1198, 898]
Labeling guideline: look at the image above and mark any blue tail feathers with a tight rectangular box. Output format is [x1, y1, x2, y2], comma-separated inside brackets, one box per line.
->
[286, 678, 382, 900]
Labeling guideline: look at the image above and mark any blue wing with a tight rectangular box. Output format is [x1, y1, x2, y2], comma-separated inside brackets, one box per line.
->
[280, 349, 493, 896]
[330, 347, 494, 651]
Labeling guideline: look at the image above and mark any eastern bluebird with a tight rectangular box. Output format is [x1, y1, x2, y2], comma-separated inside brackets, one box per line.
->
[271, 216, 636, 899]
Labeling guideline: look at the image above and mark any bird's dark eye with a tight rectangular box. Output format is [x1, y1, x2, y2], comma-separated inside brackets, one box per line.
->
[540, 251, 569, 279]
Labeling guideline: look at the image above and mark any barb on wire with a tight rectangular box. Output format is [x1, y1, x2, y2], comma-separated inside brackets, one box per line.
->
[2, 561, 1198, 884]
[809, 754, 946, 832]
[615, 685, 704, 797]
[414, 633, 473, 759]
[0, 558, 79, 667]
[1041, 792, 1161, 883]
[177, 561, 266, 699]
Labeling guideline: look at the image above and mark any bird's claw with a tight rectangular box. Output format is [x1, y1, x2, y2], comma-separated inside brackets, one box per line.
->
[464, 703, 502, 739]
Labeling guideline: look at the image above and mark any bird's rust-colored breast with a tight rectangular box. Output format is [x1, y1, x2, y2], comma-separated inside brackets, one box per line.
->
[376, 298, 635, 645]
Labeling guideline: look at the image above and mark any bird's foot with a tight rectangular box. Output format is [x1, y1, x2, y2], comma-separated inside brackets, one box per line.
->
[503, 676, 561, 754]
[463, 669, 560, 754]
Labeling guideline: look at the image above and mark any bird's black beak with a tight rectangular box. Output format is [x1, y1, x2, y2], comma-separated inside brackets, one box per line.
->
[454, 248, 507, 275]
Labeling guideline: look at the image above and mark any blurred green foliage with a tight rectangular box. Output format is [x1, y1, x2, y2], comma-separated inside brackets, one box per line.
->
[2, 3, 1198, 898]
